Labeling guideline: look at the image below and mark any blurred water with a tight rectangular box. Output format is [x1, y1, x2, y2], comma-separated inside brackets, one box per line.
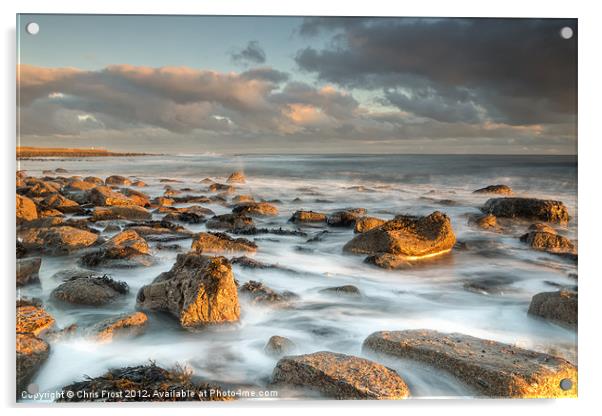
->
[17, 154, 578, 400]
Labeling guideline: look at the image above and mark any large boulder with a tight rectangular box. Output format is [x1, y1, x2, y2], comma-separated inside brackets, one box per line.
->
[520, 231, 576, 255]
[191, 232, 257, 254]
[136, 253, 240, 328]
[91, 205, 152, 221]
[104, 175, 131, 186]
[226, 171, 246, 184]
[528, 290, 577, 329]
[271, 351, 410, 399]
[81, 230, 152, 268]
[327, 208, 367, 227]
[51, 275, 129, 306]
[354, 217, 386, 233]
[289, 210, 327, 223]
[363, 330, 577, 398]
[16, 194, 38, 224]
[16, 257, 41, 286]
[19, 226, 99, 254]
[88, 186, 136, 206]
[87, 311, 148, 343]
[343, 211, 456, 267]
[473, 185, 513, 195]
[482, 198, 569, 223]
[206, 214, 255, 232]
[58, 363, 231, 402]
[232, 202, 278, 217]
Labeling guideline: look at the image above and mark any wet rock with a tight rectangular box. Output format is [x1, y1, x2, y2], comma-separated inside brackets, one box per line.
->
[528, 290, 577, 329]
[84, 176, 104, 185]
[206, 213, 255, 232]
[482, 198, 569, 223]
[131, 180, 146, 187]
[39, 208, 64, 218]
[226, 171, 246, 184]
[191, 232, 257, 254]
[16, 257, 41, 286]
[40, 193, 82, 213]
[17, 334, 50, 396]
[232, 202, 278, 217]
[19, 226, 99, 254]
[232, 194, 254, 204]
[233, 227, 307, 237]
[172, 195, 211, 204]
[469, 213, 497, 230]
[88, 186, 136, 206]
[136, 253, 240, 328]
[231, 256, 279, 270]
[462, 274, 516, 295]
[271, 351, 410, 399]
[103, 223, 121, 233]
[473, 185, 513, 195]
[362, 329, 577, 398]
[91, 205, 152, 221]
[319, 285, 361, 297]
[239, 281, 298, 305]
[264, 335, 296, 357]
[152, 196, 174, 206]
[64, 180, 97, 191]
[121, 188, 150, 207]
[87, 311, 148, 343]
[354, 217, 386, 233]
[327, 208, 367, 227]
[520, 231, 576, 255]
[16, 194, 38, 224]
[58, 364, 232, 402]
[26, 180, 61, 197]
[16, 240, 27, 259]
[105, 175, 131, 186]
[16, 303, 55, 336]
[51, 275, 129, 306]
[344, 211, 456, 267]
[125, 220, 192, 241]
[51, 267, 96, 281]
[81, 230, 152, 268]
[529, 223, 557, 234]
[209, 183, 235, 193]
[289, 210, 327, 223]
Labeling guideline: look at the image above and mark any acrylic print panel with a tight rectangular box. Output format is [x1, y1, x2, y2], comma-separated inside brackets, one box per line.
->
[16, 14, 577, 402]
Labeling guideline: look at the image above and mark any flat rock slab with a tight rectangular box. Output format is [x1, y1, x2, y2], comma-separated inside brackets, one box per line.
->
[271, 351, 410, 399]
[363, 330, 577, 398]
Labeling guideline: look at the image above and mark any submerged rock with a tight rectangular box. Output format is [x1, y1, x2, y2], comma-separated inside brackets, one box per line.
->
[81, 230, 152, 268]
[482, 198, 569, 223]
[271, 351, 410, 399]
[344, 211, 456, 268]
[87, 311, 148, 343]
[239, 281, 298, 306]
[191, 232, 257, 254]
[232, 202, 278, 217]
[19, 226, 99, 254]
[354, 217, 386, 233]
[264, 335, 296, 357]
[528, 290, 577, 329]
[520, 231, 576, 255]
[16, 257, 42, 287]
[289, 210, 327, 223]
[319, 285, 361, 297]
[51, 275, 129, 306]
[226, 171, 246, 184]
[208, 183, 235, 193]
[58, 363, 231, 402]
[137, 253, 239, 328]
[469, 214, 498, 230]
[16, 194, 38, 224]
[206, 213, 255, 232]
[363, 329, 577, 398]
[473, 185, 513, 195]
[327, 208, 367, 227]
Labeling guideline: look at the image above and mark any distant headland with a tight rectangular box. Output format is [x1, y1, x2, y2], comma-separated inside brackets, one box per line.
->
[16, 146, 156, 159]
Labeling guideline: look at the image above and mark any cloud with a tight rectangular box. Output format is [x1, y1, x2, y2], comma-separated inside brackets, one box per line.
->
[295, 18, 577, 126]
[231, 41, 267, 65]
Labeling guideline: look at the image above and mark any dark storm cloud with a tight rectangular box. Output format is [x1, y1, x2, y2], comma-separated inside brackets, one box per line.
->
[231, 41, 267, 65]
[295, 18, 577, 125]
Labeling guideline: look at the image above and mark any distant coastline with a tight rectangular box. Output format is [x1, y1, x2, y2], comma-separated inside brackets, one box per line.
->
[16, 146, 156, 159]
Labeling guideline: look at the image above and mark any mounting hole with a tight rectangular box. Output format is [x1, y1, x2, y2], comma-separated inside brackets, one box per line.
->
[26, 22, 40, 35]
[560, 378, 573, 390]
[560, 26, 573, 40]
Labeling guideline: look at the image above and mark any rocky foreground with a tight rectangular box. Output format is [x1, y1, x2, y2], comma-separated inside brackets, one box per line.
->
[16, 170, 578, 400]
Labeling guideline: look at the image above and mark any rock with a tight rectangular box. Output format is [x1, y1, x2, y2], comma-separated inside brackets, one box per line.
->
[482, 198, 569, 223]
[319, 285, 361, 297]
[136, 253, 240, 328]
[64, 180, 97, 191]
[125, 220, 192, 239]
[271, 352, 410, 399]
[26, 180, 61, 197]
[152, 196, 174, 206]
[209, 183, 235, 193]
[16, 240, 27, 258]
[40, 193, 81, 213]
[289, 210, 327, 223]
[16, 303, 55, 336]
[16, 257, 41, 286]
[81, 230, 152, 268]
[51, 275, 129, 306]
[362, 329, 577, 398]
[528, 290, 577, 329]
[91, 205, 152, 221]
[121, 188, 150, 206]
[172, 195, 211, 204]
[206, 214, 255, 232]
[470, 214, 497, 230]
[161, 206, 214, 224]
[520, 231, 576, 255]
[39, 208, 64, 218]
[88, 186, 136, 206]
[191, 232, 257, 254]
[58, 363, 231, 402]
[51, 267, 96, 281]
[354, 217, 386, 233]
[131, 180, 146, 187]
[16, 194, 38, 224]
[327, 208, 367, 227]
[232, 194, 254, 204]
[232, 202, 278, 217]
[473, 185, 513, 195]
[19, 226, 99, 254]
[239, 281, 297, 305]
[264, 336, 296, 357]
[343, 211, 456, 266]
[84, 176, 104, 185]
[105, 175, 131, 186]
[17, 334, 50, 396]
[226, 171, 246, 184]
[529, 223, 557, 234]
[103, 223, 121, 233]
[87, 311, 148, 343]
[231, 256, 272, 269]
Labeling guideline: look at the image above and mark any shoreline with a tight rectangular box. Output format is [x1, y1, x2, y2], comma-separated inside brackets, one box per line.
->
[16, 146, 158, 159]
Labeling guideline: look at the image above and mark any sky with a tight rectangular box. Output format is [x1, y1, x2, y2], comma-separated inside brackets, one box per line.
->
[17, 15, 577, 154]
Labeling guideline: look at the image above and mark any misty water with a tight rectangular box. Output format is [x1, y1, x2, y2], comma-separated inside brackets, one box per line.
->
[17, 154, 578, 400]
